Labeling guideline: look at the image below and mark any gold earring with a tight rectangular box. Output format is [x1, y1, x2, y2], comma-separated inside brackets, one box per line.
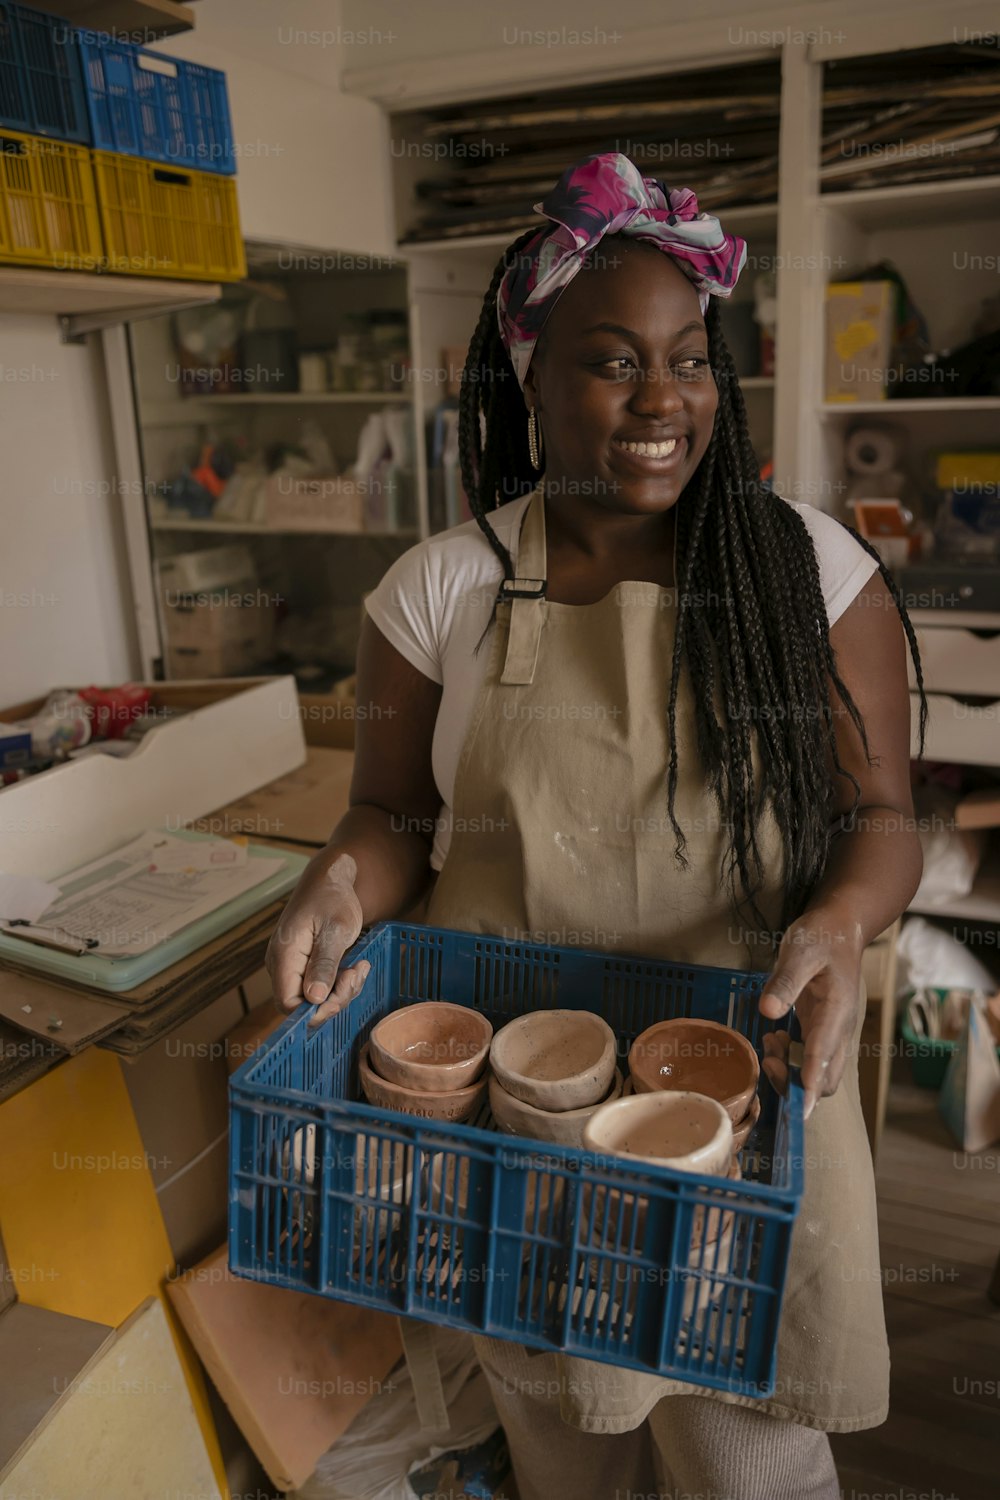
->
[527, 406, 544, 471]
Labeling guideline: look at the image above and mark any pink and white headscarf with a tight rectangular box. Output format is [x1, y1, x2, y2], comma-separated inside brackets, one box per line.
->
[496, 152, 747, 387]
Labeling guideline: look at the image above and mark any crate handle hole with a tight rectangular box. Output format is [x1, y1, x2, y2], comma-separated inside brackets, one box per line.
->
[138, 54, 179, 78]
[1, 139, 26, 156]
[153, 168, 190, 186]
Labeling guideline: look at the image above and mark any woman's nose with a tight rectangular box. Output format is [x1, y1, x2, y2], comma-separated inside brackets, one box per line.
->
[628, 366, 687, 416]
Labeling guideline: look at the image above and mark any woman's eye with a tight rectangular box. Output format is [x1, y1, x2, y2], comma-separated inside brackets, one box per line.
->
[675, 357, 711, 380]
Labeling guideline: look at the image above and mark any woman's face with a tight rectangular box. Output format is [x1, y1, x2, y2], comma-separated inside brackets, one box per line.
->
[523, 240, 719, 515]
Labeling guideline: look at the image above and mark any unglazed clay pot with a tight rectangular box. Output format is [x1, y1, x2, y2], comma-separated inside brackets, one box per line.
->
[582, 1090, 734, 1178]
[731, 1092, 762, 1155]
[627, 1018, 760, 1123]
[369, 1001, 492, 1092]
[489, 1009, 616, 1112]
[489, 1067, 624, 1147]
[358, 1043, 488, 1123]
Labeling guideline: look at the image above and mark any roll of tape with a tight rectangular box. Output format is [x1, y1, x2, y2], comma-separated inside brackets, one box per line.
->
[845, 425, 903, 475]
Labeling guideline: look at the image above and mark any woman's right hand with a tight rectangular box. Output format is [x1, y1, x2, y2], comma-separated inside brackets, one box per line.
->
[265, 850, 372, 1026]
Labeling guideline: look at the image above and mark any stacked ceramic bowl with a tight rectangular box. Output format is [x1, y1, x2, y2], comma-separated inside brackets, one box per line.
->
[359, 1001, 493, 1122]
[625, 1018, 761, 1163]
[488, 1009, 622, 1147]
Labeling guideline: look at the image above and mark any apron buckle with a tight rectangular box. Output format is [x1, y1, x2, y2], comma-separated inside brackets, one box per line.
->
[499, 576, 547, 600]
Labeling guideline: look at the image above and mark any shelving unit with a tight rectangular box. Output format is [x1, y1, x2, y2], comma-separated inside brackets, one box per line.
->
[0, 268, 221, 342]
[150, 518, 419, 537]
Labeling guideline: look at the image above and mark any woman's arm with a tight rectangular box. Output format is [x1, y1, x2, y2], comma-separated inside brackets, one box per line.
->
[265, 616, 443, 1023]
[758, 573, 922, 1116]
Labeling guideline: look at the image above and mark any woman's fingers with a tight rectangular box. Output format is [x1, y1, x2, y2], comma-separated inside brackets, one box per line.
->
[761, 1029, 790, 1096]
[266, 911, 320, 1014]
[306, 960, 372, 1028]
[758, 930, 824, 1020]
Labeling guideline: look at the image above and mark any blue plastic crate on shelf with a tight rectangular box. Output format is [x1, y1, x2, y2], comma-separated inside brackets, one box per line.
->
[79, 31, 234, 176]
[0, 2, 89, 142]
[229, 923, 805, 1397]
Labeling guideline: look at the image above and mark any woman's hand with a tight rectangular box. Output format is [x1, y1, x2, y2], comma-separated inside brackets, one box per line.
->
[757, 906, 864, 1120]
[265, 850, 371, 1027]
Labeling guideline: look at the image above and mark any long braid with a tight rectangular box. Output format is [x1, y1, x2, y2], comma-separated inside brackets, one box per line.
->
[457, 235, 929, 938]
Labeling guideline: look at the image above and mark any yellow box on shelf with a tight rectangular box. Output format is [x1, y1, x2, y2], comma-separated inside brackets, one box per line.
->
[934, 450, 1000, 491]
[91, 150, 246, 283]
[0, 127, 103, 270]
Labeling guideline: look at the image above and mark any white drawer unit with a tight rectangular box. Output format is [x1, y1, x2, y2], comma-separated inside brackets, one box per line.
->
[908, 626, 1000, 697]
[911, 692, 1000, 767]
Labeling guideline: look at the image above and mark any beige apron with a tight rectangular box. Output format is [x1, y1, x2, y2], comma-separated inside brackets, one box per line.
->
[422, 486, 889, 1434]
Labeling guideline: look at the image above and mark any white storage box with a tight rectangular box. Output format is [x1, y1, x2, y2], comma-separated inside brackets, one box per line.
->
[0, 677, 306, 879]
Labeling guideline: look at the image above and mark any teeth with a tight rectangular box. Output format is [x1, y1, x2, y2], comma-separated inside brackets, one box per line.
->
[616, 439, 678, 458]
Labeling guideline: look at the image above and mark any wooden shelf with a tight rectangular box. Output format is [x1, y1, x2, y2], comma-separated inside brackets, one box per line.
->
[821, 175, 1000, 231]
[140, 391, 414, 425]
[151, 517, 418, 538]
[820, 398, 1000, 415]
[908, 854, 1000, 925]
[24, 0, 195, 39]
[0, 267, 220, 337]
[398, 200, 779, 257]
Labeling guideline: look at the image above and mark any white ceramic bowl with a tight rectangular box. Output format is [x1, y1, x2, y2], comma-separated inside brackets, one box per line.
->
[488, 1067, 624, 1147]
[582, 1090, 733, 1178]
[489, 1009, 617, 1112]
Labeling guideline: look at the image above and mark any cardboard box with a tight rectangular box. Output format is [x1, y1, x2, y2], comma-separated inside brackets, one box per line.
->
[157, 545, 257, 597]
[0, 678, 306, 879]
[264, 473, 365, 531]
[824, 280, 895, 402]
[166, 639, 271, 680]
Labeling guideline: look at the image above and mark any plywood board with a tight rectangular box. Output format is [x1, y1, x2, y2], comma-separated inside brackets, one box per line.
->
[0, 1298, 223, 1498]
[0, 1048, 228, 1493]
[169, 1247, 403, 1491]
[0, 1303, 112, 1472]
[205, 746, 355, 848]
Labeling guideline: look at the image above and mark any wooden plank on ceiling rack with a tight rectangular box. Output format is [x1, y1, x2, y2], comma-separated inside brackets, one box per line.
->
[24, 0, 196, 40]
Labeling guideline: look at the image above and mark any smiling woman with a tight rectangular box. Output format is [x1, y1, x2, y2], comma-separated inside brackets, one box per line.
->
[268, 151, 929, 1500]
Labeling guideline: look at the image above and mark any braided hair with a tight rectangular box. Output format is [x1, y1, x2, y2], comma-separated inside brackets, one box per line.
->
[458, 230, 928, 935]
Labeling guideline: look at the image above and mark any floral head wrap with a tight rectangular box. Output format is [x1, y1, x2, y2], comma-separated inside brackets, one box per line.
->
[496, 152, 747, 387]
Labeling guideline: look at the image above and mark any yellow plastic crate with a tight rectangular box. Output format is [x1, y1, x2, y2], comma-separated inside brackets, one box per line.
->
[92, 150, 246, 282]
[0, 127, 102, 269]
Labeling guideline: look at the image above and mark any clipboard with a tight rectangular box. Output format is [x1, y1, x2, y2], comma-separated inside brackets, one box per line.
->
[0, 831, 308, 994]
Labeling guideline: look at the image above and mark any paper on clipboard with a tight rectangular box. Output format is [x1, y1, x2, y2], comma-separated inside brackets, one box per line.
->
[7, 832, 285, 957]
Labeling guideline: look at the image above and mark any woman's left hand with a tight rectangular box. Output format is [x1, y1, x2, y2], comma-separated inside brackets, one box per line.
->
[757, 907, 864, 1120]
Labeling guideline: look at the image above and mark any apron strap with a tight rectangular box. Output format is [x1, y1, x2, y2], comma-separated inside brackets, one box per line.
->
[500, 486, 547, 686]
[396, 1316, 452, 1434]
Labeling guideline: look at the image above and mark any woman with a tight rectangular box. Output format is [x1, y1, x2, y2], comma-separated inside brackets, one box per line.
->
[268, 153, 925, 1500]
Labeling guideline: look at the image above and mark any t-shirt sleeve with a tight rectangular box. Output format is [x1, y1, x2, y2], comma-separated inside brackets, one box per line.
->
[364, 540, 443, 684]
[783, 500, 880, 627]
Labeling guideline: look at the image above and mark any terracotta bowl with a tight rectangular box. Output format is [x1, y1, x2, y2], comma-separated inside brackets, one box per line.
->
[628, 1018, 760, 1123]
[731, 1092, 762, 1155]
[489, 1009, 616, 1113]
[358, 1043, 488, 1123]
[582, 1090, 733, 1178]
[369, 1001, 492, 1092]
[489, 1067, 624, 1147]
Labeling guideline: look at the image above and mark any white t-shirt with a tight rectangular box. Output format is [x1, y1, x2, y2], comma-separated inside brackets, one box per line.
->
[365, 491, 879, 871]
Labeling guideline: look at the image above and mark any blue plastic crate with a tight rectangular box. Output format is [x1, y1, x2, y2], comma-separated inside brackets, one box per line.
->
[0, 4, 89, 142]
[78, 33, 234, 175]
[229, 923, 805, 1397]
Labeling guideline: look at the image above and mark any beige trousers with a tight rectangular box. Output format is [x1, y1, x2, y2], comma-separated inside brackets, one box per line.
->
[475, 1335, 840, 1500]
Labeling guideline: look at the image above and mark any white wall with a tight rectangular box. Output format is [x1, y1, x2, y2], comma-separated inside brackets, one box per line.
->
[1, 0, 398, 708]
[0, 318, 138, 703]
[157, 0, 395, 254]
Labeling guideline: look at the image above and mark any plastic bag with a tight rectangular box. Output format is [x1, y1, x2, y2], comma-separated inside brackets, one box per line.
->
[896, 917, 995, 997]
[290, 1325, 501, 1500]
